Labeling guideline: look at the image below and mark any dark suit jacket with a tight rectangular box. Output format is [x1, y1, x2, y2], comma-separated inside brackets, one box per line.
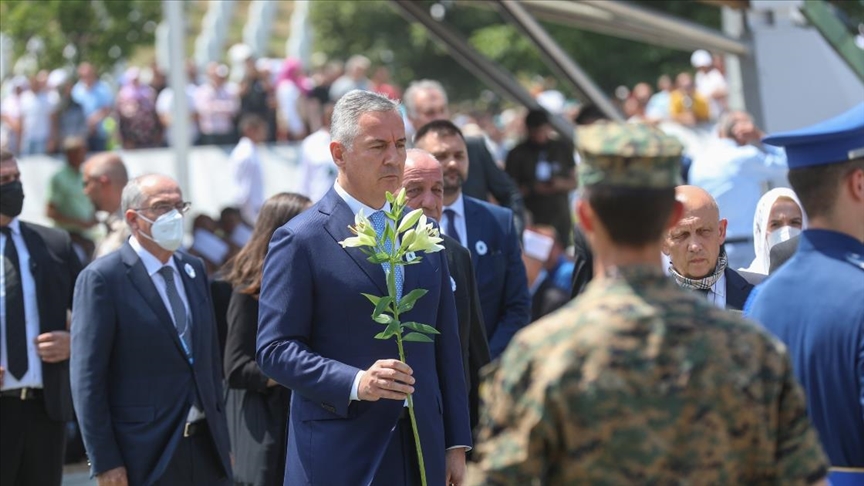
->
[570, 224, 594, 299]
[13, 221, 82, 421]
[769, 234, 800, 274]
[441, 233, 490, 431]
[463, 137, 526, 235]
[224, 290, 289, 486]
[256, 188, 471, 486]
[463, 196, 531, 359]
[724, 267, 754, 311]
[71, 243, 232, 485]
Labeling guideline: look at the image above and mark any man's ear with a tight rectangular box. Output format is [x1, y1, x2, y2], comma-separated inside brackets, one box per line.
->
[330, 141, 346, 169]
[661, 201, 683, 255]
[718, 218, 728, 244]
[124, 209, 138, 231]
[846, 166, 864, 202]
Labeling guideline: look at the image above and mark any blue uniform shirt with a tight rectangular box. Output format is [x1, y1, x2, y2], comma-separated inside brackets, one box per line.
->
[748, 229, 864, 467]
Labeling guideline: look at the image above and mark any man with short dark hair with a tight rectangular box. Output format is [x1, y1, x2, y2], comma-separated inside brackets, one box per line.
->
[414, 120, 530, 359]
[505, 109, 577, 245]
[467, 122, 828, 485]
[0, 150, 82, 486]
[663, 185, 754, 311]
[747, 103, 864, 475]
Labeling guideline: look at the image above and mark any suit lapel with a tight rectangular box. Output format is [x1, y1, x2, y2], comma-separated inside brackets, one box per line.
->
[120, 243, 189, 362]
[463, 197, 482, 259]
[320, 189, 388, 295]
[18, 223, 49, 332]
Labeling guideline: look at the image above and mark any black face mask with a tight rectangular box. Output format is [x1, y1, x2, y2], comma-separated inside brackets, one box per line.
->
[0, 180, 25, 218]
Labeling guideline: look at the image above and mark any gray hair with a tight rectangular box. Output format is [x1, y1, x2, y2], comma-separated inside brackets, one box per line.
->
[403, 79, 448, 118]
[120, 176, 148, 217]
[330, 90, 401, 149]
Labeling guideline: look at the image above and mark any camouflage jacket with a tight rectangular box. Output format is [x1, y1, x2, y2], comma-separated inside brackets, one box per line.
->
[468, 265, 827, 485]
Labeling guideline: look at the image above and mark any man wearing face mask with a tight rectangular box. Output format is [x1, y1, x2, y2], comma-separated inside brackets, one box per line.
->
[0, 150, 82, 486]
[662, 185, 754, 311]
[71, 174, 232, 486]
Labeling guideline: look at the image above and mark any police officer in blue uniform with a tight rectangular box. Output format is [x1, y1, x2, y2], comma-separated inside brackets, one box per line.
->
[746, 103, 864, 484]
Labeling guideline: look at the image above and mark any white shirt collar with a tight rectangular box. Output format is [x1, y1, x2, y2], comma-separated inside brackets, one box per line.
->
[129, 235, 179, 277]
[333, 181, 391, 217]
[443, 193, 465, 218]
[2, 218, 21, 236]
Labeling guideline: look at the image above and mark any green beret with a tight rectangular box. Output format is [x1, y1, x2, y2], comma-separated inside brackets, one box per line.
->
[577, 122, 684, 189]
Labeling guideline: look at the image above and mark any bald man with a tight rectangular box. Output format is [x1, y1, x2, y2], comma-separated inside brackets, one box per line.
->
[82, 153, 130, 258]
[402, 148, 490, 432]
[662, 185, 754, 310]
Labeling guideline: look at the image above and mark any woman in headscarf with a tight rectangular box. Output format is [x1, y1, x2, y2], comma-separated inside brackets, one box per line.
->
[741, 188, 807, 275]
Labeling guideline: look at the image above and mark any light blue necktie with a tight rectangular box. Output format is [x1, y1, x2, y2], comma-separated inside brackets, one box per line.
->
[158, 266, 194, 364]
[370, 210, 403, 302]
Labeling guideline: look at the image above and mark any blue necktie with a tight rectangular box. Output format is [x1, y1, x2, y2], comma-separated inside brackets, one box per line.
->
[443, 208, 461, 244]
[370, 211, 403, 302]
[158, 266, 194, 363]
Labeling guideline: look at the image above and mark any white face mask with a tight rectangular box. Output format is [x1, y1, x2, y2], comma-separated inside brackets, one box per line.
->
[766, 225, 801, 251]
[138, 209, 185, 252]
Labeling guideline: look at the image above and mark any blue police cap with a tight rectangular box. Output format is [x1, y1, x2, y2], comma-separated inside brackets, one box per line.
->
[762, 102, 864, 169]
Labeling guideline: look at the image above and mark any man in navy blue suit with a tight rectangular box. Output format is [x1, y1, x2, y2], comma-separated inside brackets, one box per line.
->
[71, 174, 232, 486]
[414, 120, 530, 359]
[257, 90, 471, 486]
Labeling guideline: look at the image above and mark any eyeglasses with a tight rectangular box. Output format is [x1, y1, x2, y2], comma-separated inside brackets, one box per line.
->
[134, 201, 192, 216]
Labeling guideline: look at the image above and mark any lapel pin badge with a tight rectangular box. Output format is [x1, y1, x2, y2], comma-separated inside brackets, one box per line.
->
[184, 263, 196, 279]
[405, 251, 417, 263]
[475, 240, 488, 256]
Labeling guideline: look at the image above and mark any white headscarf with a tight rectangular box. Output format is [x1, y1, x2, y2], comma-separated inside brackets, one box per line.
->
[741, 188, 807, 275]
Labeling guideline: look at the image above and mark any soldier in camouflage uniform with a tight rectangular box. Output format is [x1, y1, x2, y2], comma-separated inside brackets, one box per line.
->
[466, 122, 828, 486]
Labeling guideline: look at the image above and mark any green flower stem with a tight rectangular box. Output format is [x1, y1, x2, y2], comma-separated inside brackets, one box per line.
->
[395, 332, 427, 486]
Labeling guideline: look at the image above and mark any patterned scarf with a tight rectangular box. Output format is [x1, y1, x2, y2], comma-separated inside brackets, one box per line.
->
[669, 249, 728, 291]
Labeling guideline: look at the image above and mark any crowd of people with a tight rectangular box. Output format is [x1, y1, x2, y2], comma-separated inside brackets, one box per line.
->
[0, 44, 862, 486]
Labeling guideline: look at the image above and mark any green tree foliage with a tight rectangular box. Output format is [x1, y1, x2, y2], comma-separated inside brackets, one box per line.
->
[309, 0, 722, 103]
[0, 0, 161, 73]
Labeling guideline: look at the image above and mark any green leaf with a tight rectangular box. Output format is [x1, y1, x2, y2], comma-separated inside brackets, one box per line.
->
[386, 191, 395, 205]
[372, 296, 394, 318]
[362, 293, 382, 306]
[374, 331, 389, 339]
[381, 319, 401, 339]
[401, 322, 441, 335]
[397, 289, 428, 314]
[402, 332, 434, 343]
[367, 253, 389, 264]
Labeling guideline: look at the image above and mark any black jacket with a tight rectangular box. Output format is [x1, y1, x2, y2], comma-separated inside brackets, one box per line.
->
[463, 137, 526, 236]
[16, 221, 82, 421]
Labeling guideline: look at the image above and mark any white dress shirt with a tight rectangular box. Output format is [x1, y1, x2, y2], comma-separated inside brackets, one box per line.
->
[442, 193, 468, 248]
[0, 219, 43, 390]
[230, 137, 265, 224]
[689, 139, 789, 240]
[334, 182, 390, 403]
[128, 236, 204, 421]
